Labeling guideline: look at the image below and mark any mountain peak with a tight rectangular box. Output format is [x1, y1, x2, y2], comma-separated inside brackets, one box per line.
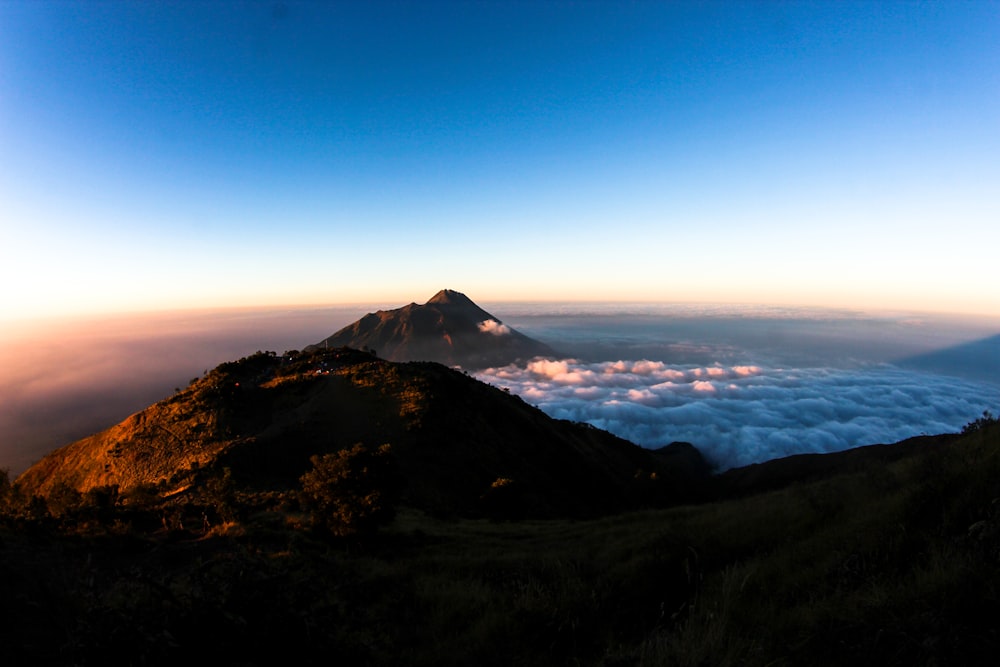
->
[426, 289, 474, 307]
[308, 289, 556, 368]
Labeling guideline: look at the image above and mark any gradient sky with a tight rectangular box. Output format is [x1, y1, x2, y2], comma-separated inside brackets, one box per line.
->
[2, 1, 998, 320]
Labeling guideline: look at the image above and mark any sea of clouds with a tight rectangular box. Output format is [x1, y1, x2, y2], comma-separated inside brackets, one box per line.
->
[475, 358, 1000, 471]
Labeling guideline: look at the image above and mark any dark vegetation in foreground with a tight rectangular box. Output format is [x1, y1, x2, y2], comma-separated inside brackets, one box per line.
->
[2, 416, 999, 665]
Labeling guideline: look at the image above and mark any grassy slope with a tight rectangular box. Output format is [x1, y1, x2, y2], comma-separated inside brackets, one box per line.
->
[3, 423, 998, 666]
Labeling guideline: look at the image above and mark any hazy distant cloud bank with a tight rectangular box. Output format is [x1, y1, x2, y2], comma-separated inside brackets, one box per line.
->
[475, 359, 1000, 470]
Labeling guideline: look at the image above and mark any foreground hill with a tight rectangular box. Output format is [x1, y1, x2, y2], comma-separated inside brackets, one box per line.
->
[307, 289, 556, 368]
[15, 347, 703, 517]
[3, 417, 998, 665]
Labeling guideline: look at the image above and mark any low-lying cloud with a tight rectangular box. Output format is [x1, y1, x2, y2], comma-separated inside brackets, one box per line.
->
[478, 319, 512, 336]
[475, 359, 1000, 471]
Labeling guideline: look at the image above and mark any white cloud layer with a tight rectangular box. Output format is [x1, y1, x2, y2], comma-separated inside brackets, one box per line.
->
[478, 319, 512, 336]
[475, 359, 1000, 471]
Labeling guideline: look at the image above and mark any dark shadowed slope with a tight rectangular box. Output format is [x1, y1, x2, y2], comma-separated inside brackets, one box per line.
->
[306, 289, 556, 368]
[15, 347, 702, 518]
[711, 433, 957, 499]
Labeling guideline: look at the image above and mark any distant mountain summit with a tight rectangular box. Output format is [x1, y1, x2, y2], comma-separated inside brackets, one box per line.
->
[308, 289, 556, 368]
[426, 288, 476, 307]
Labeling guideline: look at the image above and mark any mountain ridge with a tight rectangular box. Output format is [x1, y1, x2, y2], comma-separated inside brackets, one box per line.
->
[15, 341, 974, 518]
[15, 347, 704, 517]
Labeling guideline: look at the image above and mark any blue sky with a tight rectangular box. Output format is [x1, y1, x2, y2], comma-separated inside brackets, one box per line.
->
[2, 1, 999, 319]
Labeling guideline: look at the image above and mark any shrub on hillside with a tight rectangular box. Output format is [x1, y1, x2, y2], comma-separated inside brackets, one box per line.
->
[299, 443, 399, 537]
[202, 467, 239, 523]
[479, 477, 528, 520]
[962, 410, 998, 435]
[0, 468, 11, 515]
[46, 482, 83, 517]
